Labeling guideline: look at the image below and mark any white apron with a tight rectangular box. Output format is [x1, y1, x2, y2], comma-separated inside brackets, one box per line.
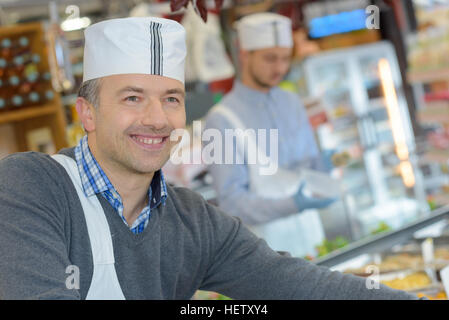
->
[212, 106, 325, 257]
[52, 154, 126, 300]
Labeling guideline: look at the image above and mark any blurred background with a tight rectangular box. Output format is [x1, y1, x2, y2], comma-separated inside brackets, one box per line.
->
[2, 0, 449, 299]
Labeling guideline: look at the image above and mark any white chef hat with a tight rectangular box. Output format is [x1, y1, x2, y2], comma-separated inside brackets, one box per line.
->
[83, 17, 186, 84]
[235, 12, 293, 51]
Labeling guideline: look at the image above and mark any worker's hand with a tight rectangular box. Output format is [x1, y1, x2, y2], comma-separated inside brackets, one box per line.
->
[293, 182, 337, 212]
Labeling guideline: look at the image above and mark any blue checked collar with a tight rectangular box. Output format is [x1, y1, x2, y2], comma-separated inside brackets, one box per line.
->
[74, 135, 167, 231]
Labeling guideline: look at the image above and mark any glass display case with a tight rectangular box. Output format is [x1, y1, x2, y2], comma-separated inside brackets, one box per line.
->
[299, 41, 430, 241]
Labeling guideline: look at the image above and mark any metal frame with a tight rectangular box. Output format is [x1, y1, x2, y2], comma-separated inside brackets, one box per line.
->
[314, 205, 449, 267]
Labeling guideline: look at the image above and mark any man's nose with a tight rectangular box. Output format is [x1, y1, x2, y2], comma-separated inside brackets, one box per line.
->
[141, 98, 169, 130]
[275, 61, 288, 75]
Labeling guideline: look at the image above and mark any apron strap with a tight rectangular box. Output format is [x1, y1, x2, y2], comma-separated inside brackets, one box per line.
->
[52, 154, 125, 300]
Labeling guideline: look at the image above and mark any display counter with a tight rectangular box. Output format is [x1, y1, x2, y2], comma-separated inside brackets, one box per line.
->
[314, 205, 449, 300]
[315, 205, 449, 268]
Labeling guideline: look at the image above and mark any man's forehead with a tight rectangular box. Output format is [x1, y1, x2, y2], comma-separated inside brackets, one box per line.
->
[99, 74, 185, 95]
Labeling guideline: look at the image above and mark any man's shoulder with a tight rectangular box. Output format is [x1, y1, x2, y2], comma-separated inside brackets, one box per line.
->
[0, 151, 53, 171]
[0, 148, 76, 168]
[0, 149, 74, 185]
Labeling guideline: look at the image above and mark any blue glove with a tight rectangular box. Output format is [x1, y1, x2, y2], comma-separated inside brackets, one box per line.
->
[293, 182, 337, 212]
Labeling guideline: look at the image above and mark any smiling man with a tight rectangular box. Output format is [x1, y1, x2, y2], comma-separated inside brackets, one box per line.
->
[0, 17, 419, 300]
[77, 74, 186, 232]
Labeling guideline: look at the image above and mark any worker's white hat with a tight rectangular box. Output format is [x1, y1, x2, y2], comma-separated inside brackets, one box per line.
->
[236, 12, 293, 51]
[83, 17, 186, 83]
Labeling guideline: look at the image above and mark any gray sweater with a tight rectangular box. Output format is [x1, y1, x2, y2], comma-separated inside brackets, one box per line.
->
[0, 148, 418, 300]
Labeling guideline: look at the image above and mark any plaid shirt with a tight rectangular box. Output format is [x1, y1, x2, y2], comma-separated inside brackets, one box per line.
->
[74, 135, 167, 234]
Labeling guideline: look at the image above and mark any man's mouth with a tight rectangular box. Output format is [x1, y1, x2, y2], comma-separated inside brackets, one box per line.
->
[130, 134, 168, 149]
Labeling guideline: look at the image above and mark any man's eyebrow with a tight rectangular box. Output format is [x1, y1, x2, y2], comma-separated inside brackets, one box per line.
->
[165, 88, 186, 98]
[116, 87, 185, 98]
[116, 86, 145, 96]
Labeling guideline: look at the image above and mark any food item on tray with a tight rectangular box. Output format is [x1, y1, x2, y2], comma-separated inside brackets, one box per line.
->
[416, 291, 447, 300]
[345, 247, 449, 275]
[381, 272, 431, 291]
[345, 253, 424, 275]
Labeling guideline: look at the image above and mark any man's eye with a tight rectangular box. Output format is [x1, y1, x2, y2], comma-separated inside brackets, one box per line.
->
[125, 96, 140, 102]
[166, 97, 180, 103]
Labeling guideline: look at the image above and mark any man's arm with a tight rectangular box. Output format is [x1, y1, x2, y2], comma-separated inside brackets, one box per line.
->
[200, 201, 418, 300]
[204, 112, 299, 225]
[0, 153, 81, 299]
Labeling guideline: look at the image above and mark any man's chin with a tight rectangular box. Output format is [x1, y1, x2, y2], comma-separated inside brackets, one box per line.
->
[138, 156, 170, 174]
[269, 77, 283, 87]
[256, 78, 281, 89]
[130, 163, 164, 175]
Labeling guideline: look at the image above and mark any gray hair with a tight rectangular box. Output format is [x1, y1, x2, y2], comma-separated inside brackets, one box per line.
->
[77, 78, 101, 108]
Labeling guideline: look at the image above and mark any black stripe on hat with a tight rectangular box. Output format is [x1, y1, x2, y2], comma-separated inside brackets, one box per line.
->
[149, 21, 163, 76]
[272, 21, 279, 47]
[149, 21, 154, 74]
[155, 23, 163, 75]
[158, 23, 163, 76]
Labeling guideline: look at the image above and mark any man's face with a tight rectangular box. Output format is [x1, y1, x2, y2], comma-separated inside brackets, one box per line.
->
[246, 47, 292, 89]
[86, 74, 186, 175]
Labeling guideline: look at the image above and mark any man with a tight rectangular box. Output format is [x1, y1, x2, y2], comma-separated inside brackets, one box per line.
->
[0, 16, 417, 300]
[204, 12, 335, 258]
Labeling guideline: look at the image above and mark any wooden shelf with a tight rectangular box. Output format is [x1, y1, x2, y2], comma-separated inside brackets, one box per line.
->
[407, 69, 449, 84]
[0, 22, 43, 37]
[0, 104, 58, 125]
[0, 22, 68, 153]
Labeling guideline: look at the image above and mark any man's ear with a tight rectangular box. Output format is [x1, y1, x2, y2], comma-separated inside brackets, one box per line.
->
[75, 97, 96, 132]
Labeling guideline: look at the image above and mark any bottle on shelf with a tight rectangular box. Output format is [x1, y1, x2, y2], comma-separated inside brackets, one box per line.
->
[1, 38, 12, 59]
[10, 94, 24, 108]
[18, 81, 32, 95]
[0, 56, 26, 74]
[28, 91, 40, 105]
[0, 36, 30, 60]
[13, 52, 40, 68]
[3, 91, 51, 109]
[20, 89, 55, 107]
[4, 36, 30, 54]
[0, 58, 6, 77]
[45, 89, 55, 101]
[25, 71, 39, 84]
[0, 79, 9, 110]
[3, 72, 47, 92]
[42, 71, 51, 82]
[0, 94, 25, 110]
[8, 75, 20, 87]
[22, 73, 54, 94]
